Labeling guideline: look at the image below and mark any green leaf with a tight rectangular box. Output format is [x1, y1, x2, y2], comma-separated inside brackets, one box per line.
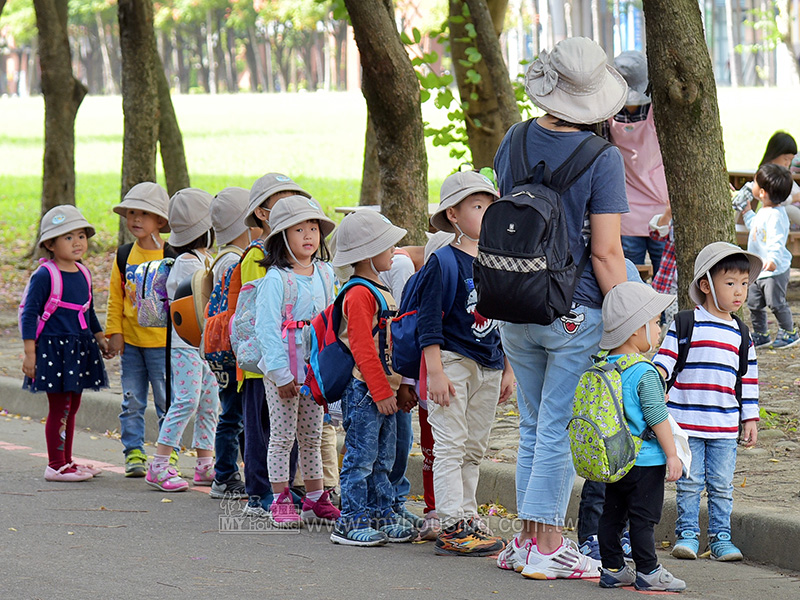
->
[420, 89, 431, 103]
[473, 118, 482, 128]
[440, 73, 454, 86]
[450, 15, 465, 24]
[458, 59, 473, 68]
[462, 2, 470, 17]
[411, 57, 424, 67]
[470, 92, 479, 101]
[467, 51, 482, 64]
[466, 69, 482, 84]
[465, 23, 477, 38]
[413, 27, 422, 44]
[423, 51, 439, 63]
[400, 31, 413, 45]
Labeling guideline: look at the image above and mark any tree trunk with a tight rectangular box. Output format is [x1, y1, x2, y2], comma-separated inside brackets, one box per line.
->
[450, 0, 520, 168]
[205, 8, 217, 94]
[776, 0, 800, 84]
[344, 0, 428, 245]
[154, 45, 190, 196]
[248, 26, 267, 92]
[223, 20, 238, 92]
[33, 0, 87, 216]
[360, 111, 381, 206]
[175, 29, 190, 93]
[244, 33, 260, 92]
[0, 1, 6, 18]
[118, 0, 159, 244]
[643, 0, 734, 309]
[96, 13, 117, 94]
[591, 0, 602, 44]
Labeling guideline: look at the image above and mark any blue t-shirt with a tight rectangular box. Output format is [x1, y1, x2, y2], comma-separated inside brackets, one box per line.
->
[417, 246, 504, 370]
[494, 119, 629, 308]
[20, 267, 102, 339]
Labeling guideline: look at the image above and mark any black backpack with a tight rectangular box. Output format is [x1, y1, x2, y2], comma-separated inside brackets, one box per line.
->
[474, 119, 612, 325]
[667, 310, 751, 408]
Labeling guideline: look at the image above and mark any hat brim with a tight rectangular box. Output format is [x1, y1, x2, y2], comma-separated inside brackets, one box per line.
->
[599, 292, 676, 350]
[528, 64, 628, 125]
[245, 185, 310, 227]
[430, 186, 500, 233]
[331, 224, 407, 267]
[265, 211, 337, 243]
[38, 220, 96, 247]
[689, 248, 763, 306]
[113, 200, 171, 233]
[168, 217, 212, 247]
[625, 87, 651, 106]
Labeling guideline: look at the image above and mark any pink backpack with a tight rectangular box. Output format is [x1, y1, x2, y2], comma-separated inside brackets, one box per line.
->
[19, 259, 92, 340]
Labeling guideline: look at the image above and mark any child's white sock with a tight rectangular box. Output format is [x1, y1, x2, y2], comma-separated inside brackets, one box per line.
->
[196, 456, 213, 468]
[152, 454, 169, 468]
[306, 489, 323, 502]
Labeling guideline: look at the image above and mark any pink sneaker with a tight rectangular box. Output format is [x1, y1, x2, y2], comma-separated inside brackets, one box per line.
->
[44, 464, 93, 482]
[301, 489, 341, 524]
[270, 488, 302, 528]
[71, 462, 102, 477]
[145, 463, 189, 492]
[193, 463, 215, 486]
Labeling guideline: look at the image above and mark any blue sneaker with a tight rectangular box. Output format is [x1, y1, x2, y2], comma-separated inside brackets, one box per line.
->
[709, 532, 743, 561]
[374, 512, 415, 542]
[751, 331, 772, 349]
[330, 522, 388, 547]
[671, 530, 699, 559]
[771, 327, 800, 349]
[579, 534, 601, 560]
[599, 565, 636, 588]
[621, 530, 633, 560]
[394, 505, 425, 529]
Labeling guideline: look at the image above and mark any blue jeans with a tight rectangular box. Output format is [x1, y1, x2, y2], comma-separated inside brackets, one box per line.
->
[213, 368, 244, 483]
[621, 235, 666, 277]
[119, 344, 167, 454]
[390, 409, 413, 509]
[675, 437, 738, 536]
[500, 304, 603, 526]
[338, 378, 397, 526]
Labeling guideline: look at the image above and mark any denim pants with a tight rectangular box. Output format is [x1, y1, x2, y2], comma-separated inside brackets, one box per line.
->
[390, 409, 413, 510]
[675, 437, 738, 536]
[621, 235, 666, 277]
[213, 368, 244, 483]
[500, 304, 603, 526]
[338, 378, 397, 526]
[747, 269, 793, 332]
[119, 344, 167, 454]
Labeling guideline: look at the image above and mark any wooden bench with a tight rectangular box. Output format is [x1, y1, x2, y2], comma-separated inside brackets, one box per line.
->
[736, 230, 800, 268]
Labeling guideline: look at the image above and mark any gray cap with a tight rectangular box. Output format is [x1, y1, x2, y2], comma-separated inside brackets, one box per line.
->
[113, 182, 170, 232]
[167, 188, 214, 247]
[245, 173, 309, 227]
[331, 209, 407, 267]
[38, 205, 96, 247]
[614, 50, 650, 106]
[600, 282, 676, 350]
[265, 195, 336, 242]
[430, 170, 499, 232]
[689, 242, 762, 306]
[211, 187, 250, 245]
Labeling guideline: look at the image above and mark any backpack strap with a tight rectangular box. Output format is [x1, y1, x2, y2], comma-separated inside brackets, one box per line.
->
[510, 119, 536, 187]
[275, 268, 304, 381]
[115, 243, 134, 285]
[336, 277, 392, 376]
[731, 314, 751, 409]
[433, 245, 460, 319]
[666, 310, 695, 392]
[550, 134, 613, 194]
[35, 260, 93, 338]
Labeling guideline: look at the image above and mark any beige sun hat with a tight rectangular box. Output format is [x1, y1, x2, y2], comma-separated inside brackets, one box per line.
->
[113, 182, 170, 233]
[430, 170, 499, 233]
[38, 205, 96, 247]
[525, 37, 628, 125]
[265, 195, 336, 242]
[211, 187, 251, 245]
[600, 282, 676, 350]
[424, 230, 456, 264]
[331, 210, 407, 267]
[245, 173, 310, 227]
[167, 188, 214, 247]
[614, 50, 650, 107]
[689, 242, 763, 306]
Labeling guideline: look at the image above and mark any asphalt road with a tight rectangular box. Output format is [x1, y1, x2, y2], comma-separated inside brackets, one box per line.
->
[1, 416, 799, 600]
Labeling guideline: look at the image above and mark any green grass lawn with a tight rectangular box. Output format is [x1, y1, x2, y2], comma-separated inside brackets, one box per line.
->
[1, 87, 798, 255]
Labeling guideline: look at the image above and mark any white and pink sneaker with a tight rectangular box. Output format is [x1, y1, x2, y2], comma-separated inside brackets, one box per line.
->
[193, 463, 215, 486]
[71, 462, 102, 477]
[145, 463, 189, 492]
[44, 464, 93, 482]
[497, 534, 534, 572]
[520, 537, 601, 580]
[270, 488, 302, 528]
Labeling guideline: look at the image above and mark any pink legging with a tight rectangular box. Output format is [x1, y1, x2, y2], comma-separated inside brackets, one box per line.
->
[264, 379, 323, 483]
[45, 392, 82, 470]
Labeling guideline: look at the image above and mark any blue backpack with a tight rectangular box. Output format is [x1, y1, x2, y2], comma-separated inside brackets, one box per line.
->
[302, 277, 393, 407]
[391, 245, 459, 379]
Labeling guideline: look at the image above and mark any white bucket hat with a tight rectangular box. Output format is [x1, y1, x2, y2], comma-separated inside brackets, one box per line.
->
[430, 170, 499, 233]
[38, 205, 96, 247]
[113, 182, 170, 232]
[245, 173, 309, 227]
[265, 195, 336, 242]
[689, 242, 762, 306]
[424, 231, 456, 264]
[525, 37, 627, 125]
[167, 188, 214, 247]
[211, 187, 251, 245]
[600, 282, 676, 350]
[614, 50, 650, 106]
[331, 210, 407, 267]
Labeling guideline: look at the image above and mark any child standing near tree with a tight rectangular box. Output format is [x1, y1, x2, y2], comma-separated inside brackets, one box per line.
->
[21, 206, 112, 481]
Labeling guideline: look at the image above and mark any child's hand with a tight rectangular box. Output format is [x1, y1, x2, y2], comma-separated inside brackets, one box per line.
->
[397, 384, 418, 413]
[96, 336, 114, 360]
[375, 395, 398, 415]
[499, 364, 515, 404]
[22, 353, 36, 379]
[741, 420, 758, 447]
[277, 381, 299, 399]
[108, 333, 124, 356]
[428, 371, 456, 407]
[665, 455, 683, 482]
[762, 259, 777, 272]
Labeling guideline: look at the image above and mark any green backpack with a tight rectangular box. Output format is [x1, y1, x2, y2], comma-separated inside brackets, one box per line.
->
[568, 352, 651, 483]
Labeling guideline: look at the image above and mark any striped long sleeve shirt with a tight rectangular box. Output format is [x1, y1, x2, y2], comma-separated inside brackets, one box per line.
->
[654, 305, 759, 439]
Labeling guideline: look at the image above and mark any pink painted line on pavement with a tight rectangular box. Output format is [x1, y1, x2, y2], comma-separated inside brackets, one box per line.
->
[0, 441, 33, 451]
[29, 452, 126, 474]
[190, 486, 211, 494]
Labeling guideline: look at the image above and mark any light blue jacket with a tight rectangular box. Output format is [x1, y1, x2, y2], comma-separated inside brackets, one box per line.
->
[255, 262, 334, 387]
[744, 206, 791, 278]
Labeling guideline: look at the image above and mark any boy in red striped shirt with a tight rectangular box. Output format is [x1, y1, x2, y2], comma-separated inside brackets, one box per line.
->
[654, 242, 762, 562]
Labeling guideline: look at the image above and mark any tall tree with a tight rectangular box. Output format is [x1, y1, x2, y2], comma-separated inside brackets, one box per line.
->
[724, 0, 742, 86]
[344, 0, 428, 245]
[643, 0, 734, 308]
[33, 0, 87, 215]
[155, 48, 191, 196]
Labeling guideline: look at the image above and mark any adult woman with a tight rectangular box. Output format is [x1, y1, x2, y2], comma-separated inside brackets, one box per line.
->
[493, 37, 629, 580]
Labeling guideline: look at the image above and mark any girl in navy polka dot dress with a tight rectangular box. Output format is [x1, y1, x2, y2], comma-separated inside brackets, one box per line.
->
[20, 206, 112, 482]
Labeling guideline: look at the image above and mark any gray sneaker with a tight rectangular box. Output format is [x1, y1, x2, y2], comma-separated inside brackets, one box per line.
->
[600, 565, 636, 588]
[210, 473, 247, 499]
[634, 565, 686, 592]
[771, 327, 800, 349]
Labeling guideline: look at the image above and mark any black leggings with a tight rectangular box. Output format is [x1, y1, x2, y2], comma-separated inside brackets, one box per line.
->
[598, 465, 665, 574]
